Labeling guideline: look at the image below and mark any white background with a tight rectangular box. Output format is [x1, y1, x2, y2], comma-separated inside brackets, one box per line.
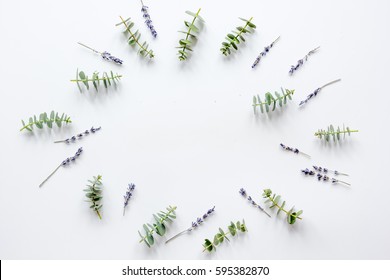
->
[0, 0, 389, 260]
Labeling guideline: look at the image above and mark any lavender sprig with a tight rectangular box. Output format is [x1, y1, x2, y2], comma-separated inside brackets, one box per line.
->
[39, 147, 83, 188]
[54, 126, 101, 144]
[77, 42, 123, 65]
[123, 183, 136, 216]
[280, 143, 310, 158]
[141, 0, 157, 38]
[239, 188, 271, 218]
[251, 36, 280, 68]
[313, 165, 348, 176]
[299, 79, 341, 106]
[301, 168, 351, 186]
[165, 206, 215, 244]
[289, 46, 320, 75]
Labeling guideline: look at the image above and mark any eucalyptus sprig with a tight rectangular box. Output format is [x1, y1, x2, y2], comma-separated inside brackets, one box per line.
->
[138, 206, 177, 247]
[262, 189, 302, 224]
[177, 8, 204, 61]
[252, 88, 294, 114]
[20, 111, 71, 132]
[116, 16, 154, 59]
[83, 175, 103, 220]
[71, 69, 122, 93]
[203, 220, 247, 252]
[315, 124, 359, 142]
[220, 17, 256, 56]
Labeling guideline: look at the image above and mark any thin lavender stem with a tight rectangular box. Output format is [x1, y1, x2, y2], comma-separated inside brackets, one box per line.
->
[78, 42, 123, 64]
[39, 147, 83, 188]
[165, 229, 191, 244]
[39, 164, 61, 188]
[78, 42, 100, 54]
[320, 79, 341, 89]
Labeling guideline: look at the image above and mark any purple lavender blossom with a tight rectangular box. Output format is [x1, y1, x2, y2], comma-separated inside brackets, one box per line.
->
[313, 165, 348, 176]
[165, 206, 215, 244]
[123, 183, 136, 216]
[302, 168, 350, 186]
[141, 1, 157, 38]
[289, 46, 320, 75]
[78, 42, 123, 65]
[101, 52, 123, 65]
[55, 127, 101, 144]
[61, 147, 83, 166]
[239, 188, 271, 218]
[299, 79, 341, 106]
[301, 168, 315, 176]
[191, 206, 215, 229]
[280, 143, 310, 158]
[252, 36, 280, 69]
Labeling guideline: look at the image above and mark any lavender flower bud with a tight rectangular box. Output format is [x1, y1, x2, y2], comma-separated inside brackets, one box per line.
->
[54, 127, 101, 144]
[141, 3, 157, 38]
[252, 36, 280, 69]
[101, 51, 123, 65]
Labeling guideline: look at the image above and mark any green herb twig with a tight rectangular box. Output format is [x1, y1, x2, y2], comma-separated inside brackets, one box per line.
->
[83, 175, 103, 220]
[262, 189, 302, 224]
[252, 88, 294, 114]
[177, 8, 204, 61]
[221, 17, 256, 56]
[203, 220, 247, 252]
[138, 206, 177, 247]
[71, 69, 122, 92]
[20, 111, 71, 132]
[116, 16, 154, 58]
[315, 125, 359, 142]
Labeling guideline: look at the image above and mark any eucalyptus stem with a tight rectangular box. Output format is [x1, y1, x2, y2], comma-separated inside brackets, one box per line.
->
[202, 230, 230, 252]
[182, 8, 201, 55]
[139, 207, 176, 243]
[267, 195, 302, 220]
[119, 16, 153, 57]
[315, 129, 359, 137]
[70, 76, 122, 83]
[232, 17, 253, 43]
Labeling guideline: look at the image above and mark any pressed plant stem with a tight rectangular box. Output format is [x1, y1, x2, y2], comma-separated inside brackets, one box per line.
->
[253, 90, 294, 108]
[20, 119, 70, 132]
[223, 17, 254, 55]
[320, 79, 341, 89]
[39, 164, 61, 188]
[119, 16, 152, 57]
[96, 210, 102, 220]
[315, 130, 359, 137]
[181, 8, 201, 55]
[77, 42, 101, 54]
[165, 229, 191, 244]
[202, 231, 231, 252]
[70, 76, 122, 83]
[268, 196, 302, 220]
[139, 207, 176, 243]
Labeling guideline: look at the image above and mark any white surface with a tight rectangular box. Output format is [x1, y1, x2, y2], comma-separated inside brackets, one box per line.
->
[0, 0, 389, 260]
